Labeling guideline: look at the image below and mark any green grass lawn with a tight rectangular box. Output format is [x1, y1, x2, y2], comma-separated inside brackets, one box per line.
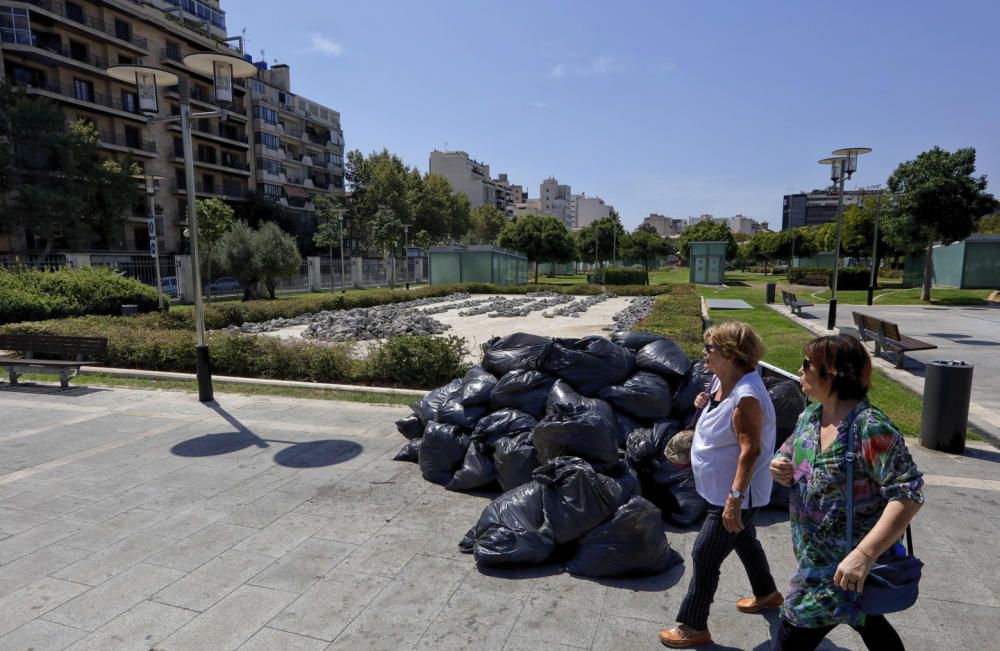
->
[803, 286, 991, 306]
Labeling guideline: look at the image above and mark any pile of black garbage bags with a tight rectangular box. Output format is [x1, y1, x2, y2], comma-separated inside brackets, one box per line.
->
[393, 332, 805, 579]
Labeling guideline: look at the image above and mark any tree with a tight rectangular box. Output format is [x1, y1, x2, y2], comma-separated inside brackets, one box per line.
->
[497, 214, 575, 282]
[467, 205, 507, 244]
[256, 221, 302, 299]
[370, 206, 404, 288]
[883, 147, 997, 300]
[0, 88, 139, 254]
[677, 220, 738, 263]
[636, 222, 659, 235]
[974, 212, 1000, 234]
[216, 221, 261, 300]
[192, 197, 234, 300]
[623, 228, 674, 269]
[744, 231, 781, 274]
[577, 215, 628, 266]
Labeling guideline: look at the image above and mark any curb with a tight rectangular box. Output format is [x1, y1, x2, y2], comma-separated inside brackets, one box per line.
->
[78, 366, 427, 398]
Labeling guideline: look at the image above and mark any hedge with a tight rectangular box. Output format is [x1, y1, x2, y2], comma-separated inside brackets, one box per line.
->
[787, 266, 870, 290]
[587, 268, 649, 286]
[0, 267, 159, 325]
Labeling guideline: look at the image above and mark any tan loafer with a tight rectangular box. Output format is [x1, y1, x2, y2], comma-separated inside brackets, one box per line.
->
[659, 625, 712, 648]
[736, 590, 784, 613]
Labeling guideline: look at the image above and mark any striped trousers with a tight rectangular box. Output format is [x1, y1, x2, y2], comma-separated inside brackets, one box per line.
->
[676, 506, 778, 631]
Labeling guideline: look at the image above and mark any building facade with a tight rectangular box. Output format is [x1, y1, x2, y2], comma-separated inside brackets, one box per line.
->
[540, 177, 572, 229]
[643, 213, 685, 237]
[570, 192, 611, 229]
[0, 0, 344, 256]
[429, 150, 496, 212]
[781, 189, 877, 230]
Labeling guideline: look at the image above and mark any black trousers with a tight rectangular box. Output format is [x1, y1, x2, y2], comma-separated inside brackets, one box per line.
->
[676, 506, 778, 631]
[772, 615, 905, 651]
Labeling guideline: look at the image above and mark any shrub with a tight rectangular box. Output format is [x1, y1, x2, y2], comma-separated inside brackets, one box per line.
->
[0, 267, 159, 324]
[586, 269, 649, 286]
[363, 335, 470, 388]
[787, 266, 870, 290]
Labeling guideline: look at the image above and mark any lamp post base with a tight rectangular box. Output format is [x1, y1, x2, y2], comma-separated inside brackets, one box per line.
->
[866, 286, 875, 306]
[827, 299, 838, 331]
[195, 344, 214, 402]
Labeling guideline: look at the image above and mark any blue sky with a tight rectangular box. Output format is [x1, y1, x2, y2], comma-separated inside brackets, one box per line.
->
[228, 0, 999, 230]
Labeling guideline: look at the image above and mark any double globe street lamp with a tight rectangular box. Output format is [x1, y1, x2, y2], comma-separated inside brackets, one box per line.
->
[817, 147, 871, 331]
[108, 46, 258, 402]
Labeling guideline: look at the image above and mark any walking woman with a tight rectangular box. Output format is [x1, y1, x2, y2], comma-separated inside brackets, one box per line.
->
[770, 335, 923, 650]
[659, 322, 782, 648]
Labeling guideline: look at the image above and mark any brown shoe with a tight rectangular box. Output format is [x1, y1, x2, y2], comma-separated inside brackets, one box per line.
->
[736, 590, 784, 613]
[659, 625, 712, 648]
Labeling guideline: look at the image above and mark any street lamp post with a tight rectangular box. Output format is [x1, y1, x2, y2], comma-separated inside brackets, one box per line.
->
[403, 224, 410, 290]
[337, 209, 346, 293]
[135, 173, 166, 311]
[109, 48, 257, 403]
[818, 147, 871, 331]
[867, 191, 883, 306]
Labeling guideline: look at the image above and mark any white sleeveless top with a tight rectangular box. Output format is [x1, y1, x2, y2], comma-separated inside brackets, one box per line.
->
[690, 371, 776, 508]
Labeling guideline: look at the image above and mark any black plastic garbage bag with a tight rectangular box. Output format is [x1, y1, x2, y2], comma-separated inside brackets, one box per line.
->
[541, 336, 635, 396]
[438, 394, 489, 430]
[598, 371, 674, 421]
[395, 414, 425, 440]
[490, 369, 557, 419]
[460, 481, 555, 566]
[611, 331, 669, 351]
[671, 361, 716, 423]
[447, 442, 497, 491]
[393, 438, 421, 463]
[418, 421, 470, 485]
[493, 431, 540, 491]
[640, 460, 709, 526]
[635, 339, 689, 388]
[547, 380, 618, 423]
[625, 420, 679, 472]
[533, 456, 628, 544]
[410, 378, 463, 425]
[482, 333, 553, 376]
[764, 378, 807, 450]
[460, 366, 498, 407]
[471, 409, 537, 449]
[533, 403, 620, 466]
[615, 412, 644, 447]
[567, 496, 680, 578]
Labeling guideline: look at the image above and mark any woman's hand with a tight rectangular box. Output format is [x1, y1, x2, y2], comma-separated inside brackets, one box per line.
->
[693, 391, 710, 410]
[770, 457, 794, 486]
[833, 548, 875, 593]
[722, 496, 744, 533]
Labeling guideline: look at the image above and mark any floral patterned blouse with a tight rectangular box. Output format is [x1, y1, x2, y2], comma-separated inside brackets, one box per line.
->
[774, 398, 924, 628]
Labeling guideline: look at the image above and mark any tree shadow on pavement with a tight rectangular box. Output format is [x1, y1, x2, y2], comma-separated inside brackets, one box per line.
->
[170, 401, 362, 468]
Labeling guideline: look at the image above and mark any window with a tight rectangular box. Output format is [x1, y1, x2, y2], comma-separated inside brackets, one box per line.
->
[114, 18, 131, 42]
[173, 138, 184, 158]
[118, 54, 135, 65]
[257, 158, 281, 175]
[201, 173, 215, 193]
[251, 79, 266, 95]
[73, 78, 94, 102]
[327, 153, 344, 166]
[121, 90, 138, 113]
[263, 183, 281, 198]
[197, 144, 216, 164]
[69, 40, 87, 62]
[10, 64, 44, 87]
[254, 132, 279, 150]
[0, 7, 32, 44]
[124, 125, 141, 149]
[175, 168, 186, 189]
[65, 2, 84, 24]
[254, 105, 277, 124]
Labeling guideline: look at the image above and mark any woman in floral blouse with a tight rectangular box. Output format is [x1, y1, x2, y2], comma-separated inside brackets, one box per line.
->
[770, 335, 923, 651]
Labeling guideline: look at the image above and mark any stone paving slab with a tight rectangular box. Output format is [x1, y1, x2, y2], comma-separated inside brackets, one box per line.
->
[0, 385, 997, 649]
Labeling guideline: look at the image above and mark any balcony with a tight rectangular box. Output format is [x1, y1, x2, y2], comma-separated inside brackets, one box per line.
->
[169, 121, 249, 147]
[278, 123, 303, 138]
[16, 80, 145, 119]
[99, 130, 156, 154]
[24, 0, 148, 50]
[160, 46, 184, 65]
[6, 34, 109, 70]
[173, 180, 247, 199]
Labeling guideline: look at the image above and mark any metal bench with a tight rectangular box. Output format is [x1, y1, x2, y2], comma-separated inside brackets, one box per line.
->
[0, 334, 107, 388]
[781, 290, 814, 316]
[850, 312, 937, 368]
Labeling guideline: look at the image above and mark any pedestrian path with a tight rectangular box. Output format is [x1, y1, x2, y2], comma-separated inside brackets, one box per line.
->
[0, 385, 997, 649]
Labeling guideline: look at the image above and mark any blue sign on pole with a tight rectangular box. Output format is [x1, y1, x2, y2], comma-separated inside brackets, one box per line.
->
[406, 247, 422, 258]
[147, 214, 158, 258]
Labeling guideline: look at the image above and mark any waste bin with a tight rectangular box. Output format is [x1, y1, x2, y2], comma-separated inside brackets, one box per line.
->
[765, 283, 776, 304]
[121, 304, 138, 316]
[920, 360, 974, 454]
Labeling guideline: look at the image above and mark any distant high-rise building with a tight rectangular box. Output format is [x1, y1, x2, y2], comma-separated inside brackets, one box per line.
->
[429, 150, 498, 211]
[540, 177, 572, 229]
[644, 214, 685, 237]
[782, 189, 881, 229]
[571, 193, 612, 229]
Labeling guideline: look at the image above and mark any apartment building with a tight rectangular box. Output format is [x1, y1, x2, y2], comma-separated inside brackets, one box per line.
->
[429, 150, 498, 211]
[249, 62, 345, 243]
[781, 189, 877, 230]
[1, 0, 345, 257]
[540, 177, 572, 229]
[570, 192, 611, 229]
[643, 213, 685, 237]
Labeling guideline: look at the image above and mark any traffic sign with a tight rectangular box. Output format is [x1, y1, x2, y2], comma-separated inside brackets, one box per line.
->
[149, 239, 158, 257]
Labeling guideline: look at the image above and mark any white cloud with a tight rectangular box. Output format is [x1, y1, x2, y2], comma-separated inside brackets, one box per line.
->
[549, 55, 623, 78]
[531, 100, 548, 109]
[307, 34, 343, 58]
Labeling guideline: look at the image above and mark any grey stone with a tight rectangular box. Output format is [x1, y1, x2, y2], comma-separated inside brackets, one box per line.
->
[63, 600, 195, 651]
[238, 627, 329, 651]
[152, 549, 275, 612]
[146, 523, 257, 572]
[0, 619, 87, 651]
[414, 587, 523, 650]
[157, 585, 296, 650]
[248, 537, 357, 593]
[53, 532, 172, 586]
[0, 577, 89, 637]
[268, 569, 389, 641]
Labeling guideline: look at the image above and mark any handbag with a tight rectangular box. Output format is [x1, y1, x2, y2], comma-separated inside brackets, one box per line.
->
[844, 415, 923, 615]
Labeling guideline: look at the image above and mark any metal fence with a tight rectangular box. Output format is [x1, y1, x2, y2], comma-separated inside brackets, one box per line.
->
[320, 256, 348, 292]
[90, 255, 177, 293]
[0, 254, 68, 270]
[273, 260, 311, 296]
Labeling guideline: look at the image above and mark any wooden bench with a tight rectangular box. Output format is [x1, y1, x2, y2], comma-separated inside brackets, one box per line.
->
[0, 334, 107, 388]
[781, 289, 814, 316]
[802, 273, 829, 286]
[851, 312, 937, 368]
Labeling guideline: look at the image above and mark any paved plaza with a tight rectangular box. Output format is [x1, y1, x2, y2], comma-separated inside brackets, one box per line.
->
[0, 385, 997, 650]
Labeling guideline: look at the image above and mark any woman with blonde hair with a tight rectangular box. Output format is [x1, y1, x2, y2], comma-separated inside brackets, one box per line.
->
[660, 321, 783, 648]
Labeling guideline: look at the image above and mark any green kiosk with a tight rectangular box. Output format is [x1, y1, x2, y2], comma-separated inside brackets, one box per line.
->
[688, 241, 726, 285]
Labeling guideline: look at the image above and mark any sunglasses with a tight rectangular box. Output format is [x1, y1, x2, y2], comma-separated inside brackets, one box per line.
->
[802, 358, 813, 371]
[704, 343, 719, 352]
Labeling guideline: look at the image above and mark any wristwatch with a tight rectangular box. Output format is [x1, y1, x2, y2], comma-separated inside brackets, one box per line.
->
[729, 489, 744, 501]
